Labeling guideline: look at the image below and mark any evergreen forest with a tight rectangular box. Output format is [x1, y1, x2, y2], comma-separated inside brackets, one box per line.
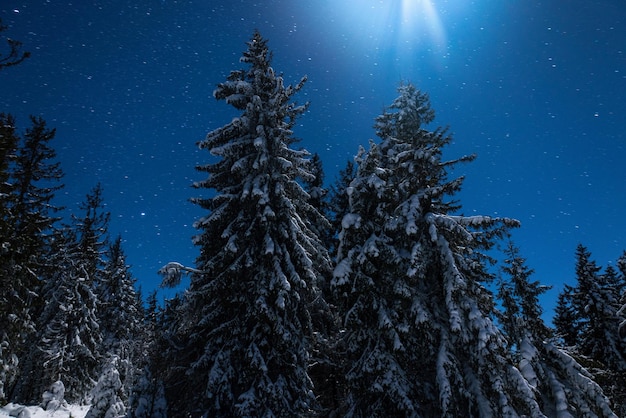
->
[1, 27, 625, 418]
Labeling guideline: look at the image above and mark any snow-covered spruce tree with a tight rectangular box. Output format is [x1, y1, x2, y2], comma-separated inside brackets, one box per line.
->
[96, 235, 143, 400]
[41, 380, 66, 411]
[127, 292, 168, 418]
[98, 236, 142, 353]
[126, 366, 167, 418]
[73, 183, 110, 282]
[332, 83, 542, 417]
[618, 251, 626, 341]
[553, 284, 579, 347]
[596, 265, 626, 416]
[614, 252, 626, 416]
[0, 113, 21, 403]
[162, 31, 332, 417]
[86, 356, 125, 418]
[572, 245, 625, 372]
[497, 240, 551, 348]
[0, 34, 33, 397]
[10, 116, 64, 266]
[35, 228, 103, 404]
[16, 186, 110, 403]
[563, 246, 626, 416]
[498, 241, 617, 417]
[0, 115, 65, 402]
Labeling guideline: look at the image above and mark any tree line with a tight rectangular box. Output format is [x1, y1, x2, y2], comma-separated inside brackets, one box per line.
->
[1, 26, 625, 417]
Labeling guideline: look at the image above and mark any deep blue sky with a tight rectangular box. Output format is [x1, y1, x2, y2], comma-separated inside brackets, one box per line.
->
[2, 0, 625, 317]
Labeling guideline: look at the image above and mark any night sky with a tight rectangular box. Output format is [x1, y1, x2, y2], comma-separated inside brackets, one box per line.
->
[2, 0, 625, 318]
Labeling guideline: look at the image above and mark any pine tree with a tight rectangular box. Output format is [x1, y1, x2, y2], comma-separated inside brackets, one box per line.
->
[97, 236, 142, 397]
[615, 252, 626, 415]
[596, 265, 626, 416]
[618, 251, 626, 340]
[0, 113, 18, 229]
[74, 183, 110, 281]
[127, 366, 167, 418]
[617, 251, 626, 281]
[127, 292, 168, 418]
[498, 241, 617, 417]
[162, 31, 331, 417]
[553, 284, 579, 347]
[497, 240, 551, 348]
[41, 380, 66, 411]
[11, 116, 64, 258]
[0, 114, 20, 402]
[332, 83, 541, 417]
[572, 245, 625, 371]
[86, 356, 126, 418]
[0, 115, 64, 402]
[0, 25, 33, 396]
[9, 115, 64, 321]
[34, 227, 103, 404]
[17, 186, 110, 403]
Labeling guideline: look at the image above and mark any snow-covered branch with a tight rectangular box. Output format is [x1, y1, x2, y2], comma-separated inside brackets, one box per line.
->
[158, 262, 205, 288]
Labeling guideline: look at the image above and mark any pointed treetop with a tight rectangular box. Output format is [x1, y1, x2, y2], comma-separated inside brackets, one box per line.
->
[374, 82, 435, 141]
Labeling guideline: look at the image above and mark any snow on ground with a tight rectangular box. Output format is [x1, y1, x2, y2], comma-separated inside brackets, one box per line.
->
[0, 403, 89, 418]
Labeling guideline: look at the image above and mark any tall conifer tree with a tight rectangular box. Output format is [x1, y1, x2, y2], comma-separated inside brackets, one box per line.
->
[0, 116, 63, 402]
[0, 114, 20, 402]
[332, 83, 542, 417]
[163, 31, 331, 417]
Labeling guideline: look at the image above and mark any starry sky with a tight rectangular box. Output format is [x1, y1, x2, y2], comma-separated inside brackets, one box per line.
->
[1, 0, 625, 317]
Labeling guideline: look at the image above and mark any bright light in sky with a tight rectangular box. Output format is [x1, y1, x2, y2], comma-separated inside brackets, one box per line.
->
[402, 0, 446, 48]
[335, 0, 448, 59]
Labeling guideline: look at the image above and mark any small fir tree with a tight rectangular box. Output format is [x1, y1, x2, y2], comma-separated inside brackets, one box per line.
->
[127, 366, 167, 418]
[41, 380, 66, 411]
[497, 240, 551, 349]
[74, 183, 110, 281]
[553, 284, 579, 347]
[86, 357, 126, 418]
